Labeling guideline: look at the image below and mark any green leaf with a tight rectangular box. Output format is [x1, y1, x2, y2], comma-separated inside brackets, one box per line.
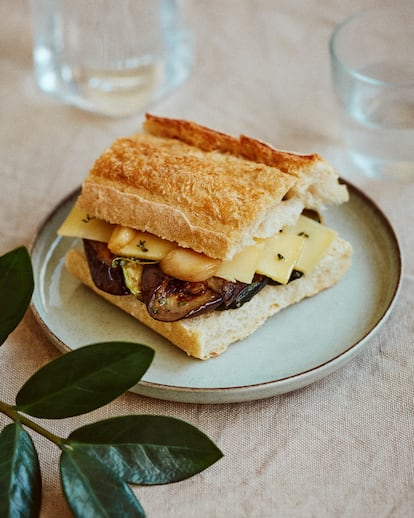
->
[60, 447, 145, 518]
[0, 422, 41, 518]
[68, 415, 223, 484]
[15, 342, 154, 419]
[0, 247, 34, 346]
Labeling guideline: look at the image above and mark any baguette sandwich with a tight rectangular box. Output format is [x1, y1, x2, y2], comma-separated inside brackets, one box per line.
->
[58, 114, 352, 359]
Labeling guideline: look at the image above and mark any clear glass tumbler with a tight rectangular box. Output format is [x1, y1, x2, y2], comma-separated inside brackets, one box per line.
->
[329, 5, 414, 180]
[30, 0, 193, 117]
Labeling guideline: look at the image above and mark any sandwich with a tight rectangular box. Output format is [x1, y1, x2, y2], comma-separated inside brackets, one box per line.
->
[58, 114, 352, 360]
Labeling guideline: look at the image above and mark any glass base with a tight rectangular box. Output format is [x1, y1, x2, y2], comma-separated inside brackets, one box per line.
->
[33, 41, 192, 117]
[350, 152, 414, 182]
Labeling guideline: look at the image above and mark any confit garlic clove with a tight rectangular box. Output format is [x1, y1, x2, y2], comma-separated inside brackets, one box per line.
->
[108, 227, 177, 260]
[108, 225, 137, 253]
[160, 248, 222, 282]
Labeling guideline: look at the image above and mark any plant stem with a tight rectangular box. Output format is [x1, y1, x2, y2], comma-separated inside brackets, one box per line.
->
[0, 399, 66, 447]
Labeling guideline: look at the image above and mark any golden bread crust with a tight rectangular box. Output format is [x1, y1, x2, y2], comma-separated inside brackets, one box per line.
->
[144, 114, 349, 207]
[144, 113, 243, 155]
[144, 113, 320, 173]
[79, 132, 296, 259]
[77, 114, 348, 259]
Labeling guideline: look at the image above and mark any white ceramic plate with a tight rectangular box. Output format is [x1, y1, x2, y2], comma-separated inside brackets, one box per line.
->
[31, 181, 402, 404]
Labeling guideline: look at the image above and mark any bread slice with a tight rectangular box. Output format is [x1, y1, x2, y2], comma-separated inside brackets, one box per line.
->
[65, 236, 352, 360]
[77, 114, 348, 261]
[144, 114, 349, 209]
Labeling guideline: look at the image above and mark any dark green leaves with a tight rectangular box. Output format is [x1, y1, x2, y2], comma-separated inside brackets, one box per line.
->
[0, 244, 223, 517]
[68, 415, 224, 484]
[15, 342, 154, 418]
[61, 416, 223, 517]
[0, 422, 41, 518]
[4, 340, 222, 517]
[60, 449, 145, 518]
[0, 247, 34, 345]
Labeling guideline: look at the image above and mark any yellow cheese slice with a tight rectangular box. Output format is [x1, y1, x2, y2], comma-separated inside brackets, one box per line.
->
[58, 204, 338, 284]
[256, 233, 304, 284]
[57, 204, 114, 243]
[284, 215, 337, 274]
[216, 242, 264, 284]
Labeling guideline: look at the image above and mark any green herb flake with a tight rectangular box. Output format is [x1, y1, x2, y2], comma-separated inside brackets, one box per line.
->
[81, 214, 95, 224]
[276, 253, 285, 261]
[298, 231, 310, 238]
[138, 240, 149, 253]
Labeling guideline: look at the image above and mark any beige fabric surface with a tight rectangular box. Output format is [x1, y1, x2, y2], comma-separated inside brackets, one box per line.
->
[1, 1, 413, 517]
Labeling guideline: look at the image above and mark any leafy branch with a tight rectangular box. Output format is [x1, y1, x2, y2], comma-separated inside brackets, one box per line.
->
[0, 247, 223, 517]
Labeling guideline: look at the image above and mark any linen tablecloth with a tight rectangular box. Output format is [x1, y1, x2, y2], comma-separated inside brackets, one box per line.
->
[1, 1, 413, 516]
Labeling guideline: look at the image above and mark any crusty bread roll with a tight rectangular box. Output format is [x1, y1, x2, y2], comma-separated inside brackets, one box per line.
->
[77, 114, 348, 261]
[65, 236, 352, 360]
[62, 114, 352, 360]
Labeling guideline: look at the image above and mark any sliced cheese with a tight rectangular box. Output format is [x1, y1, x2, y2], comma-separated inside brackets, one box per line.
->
[57, 203, 114, 243]
[216, 242, 265, 284]
[256, 233, 304, 284]
[58, 202, 338, 285]
[108, 227, 177, 260]
[284, 215, 337, 274]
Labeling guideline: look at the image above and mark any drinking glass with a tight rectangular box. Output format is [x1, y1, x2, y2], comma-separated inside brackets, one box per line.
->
[329, 6, 414, 180]
[30, 0, 193, 117]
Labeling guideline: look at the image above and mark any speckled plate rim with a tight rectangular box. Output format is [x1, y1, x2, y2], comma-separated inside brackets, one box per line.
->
[30, 180, 402, 404]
